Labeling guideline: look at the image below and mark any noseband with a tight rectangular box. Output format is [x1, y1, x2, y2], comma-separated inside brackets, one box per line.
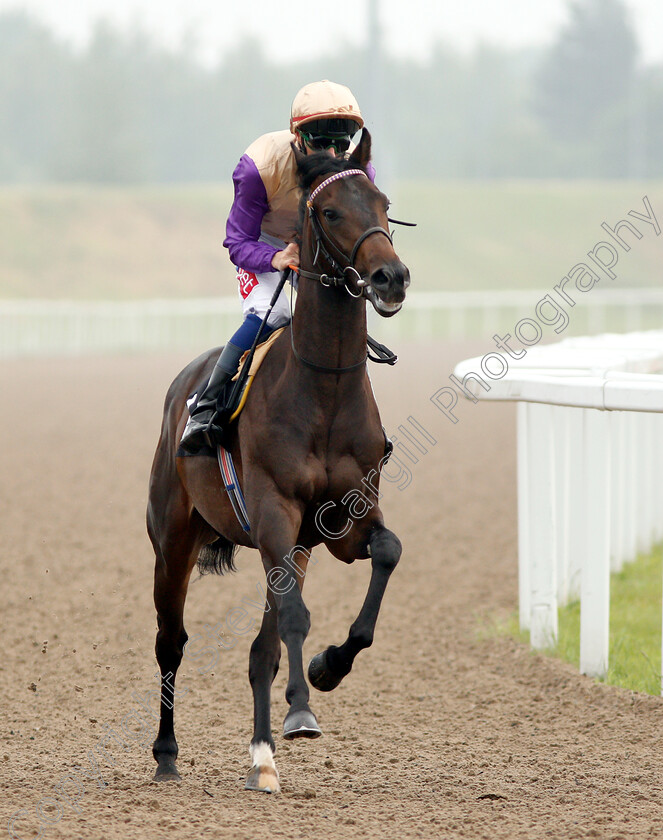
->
[299, 169, 393, 298]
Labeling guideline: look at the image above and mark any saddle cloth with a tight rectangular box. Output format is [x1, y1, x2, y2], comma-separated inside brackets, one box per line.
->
[228, 327, 285, 422]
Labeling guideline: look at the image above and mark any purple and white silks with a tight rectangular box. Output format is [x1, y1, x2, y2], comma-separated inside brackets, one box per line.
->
[223, 155, 277, 276]
[223, 145, 377, 278]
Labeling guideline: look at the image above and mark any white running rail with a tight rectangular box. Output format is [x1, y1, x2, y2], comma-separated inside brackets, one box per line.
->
[2, 289, 663, 357]
[0, 298, 240, 358]
[454, 331, 663, 685]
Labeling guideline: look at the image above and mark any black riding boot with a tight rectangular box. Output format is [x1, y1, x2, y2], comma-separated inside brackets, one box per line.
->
[180, 342, 245, 453]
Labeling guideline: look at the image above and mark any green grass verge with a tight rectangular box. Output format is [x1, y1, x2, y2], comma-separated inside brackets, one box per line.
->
[503, 544, 663, 695]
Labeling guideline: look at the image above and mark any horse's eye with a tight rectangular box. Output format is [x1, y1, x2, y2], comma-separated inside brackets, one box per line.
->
[323, 208, 339, 222]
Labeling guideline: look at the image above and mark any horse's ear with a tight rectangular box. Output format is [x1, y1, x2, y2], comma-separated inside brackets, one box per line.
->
[292, 141, 308, 178]
[349, 128, 372, 170]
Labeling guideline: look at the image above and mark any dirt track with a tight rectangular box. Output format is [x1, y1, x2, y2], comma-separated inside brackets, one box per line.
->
[2, 341, 663, 840]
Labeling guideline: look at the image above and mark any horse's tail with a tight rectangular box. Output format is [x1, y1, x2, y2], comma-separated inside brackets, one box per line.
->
[197, 535, 237, 576]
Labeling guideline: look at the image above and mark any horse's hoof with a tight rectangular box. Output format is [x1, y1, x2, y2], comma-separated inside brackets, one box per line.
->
[283, 709, 322, 740]
[308, 650, 343, 692]
[153, 761, 181, 782]
[245, 764, 281, 793]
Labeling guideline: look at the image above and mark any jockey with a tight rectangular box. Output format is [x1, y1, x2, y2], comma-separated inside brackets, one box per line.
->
[180, 79, 373, 453]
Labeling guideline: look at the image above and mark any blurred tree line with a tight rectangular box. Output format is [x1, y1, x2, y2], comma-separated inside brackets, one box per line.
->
[1, 0, 661, 183]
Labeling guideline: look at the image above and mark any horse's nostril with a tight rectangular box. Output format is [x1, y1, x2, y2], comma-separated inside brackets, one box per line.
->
[371, 268, 390, 289]
[370, 263, 409, 292]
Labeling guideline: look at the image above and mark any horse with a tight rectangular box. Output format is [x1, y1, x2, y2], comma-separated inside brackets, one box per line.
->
[146, 128, 410, 793]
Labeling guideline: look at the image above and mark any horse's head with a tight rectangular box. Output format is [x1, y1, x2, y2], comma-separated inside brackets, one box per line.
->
[295, 130, 410, 317]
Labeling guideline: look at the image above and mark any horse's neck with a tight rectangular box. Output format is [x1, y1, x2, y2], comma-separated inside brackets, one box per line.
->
[291, 269, 367, 375]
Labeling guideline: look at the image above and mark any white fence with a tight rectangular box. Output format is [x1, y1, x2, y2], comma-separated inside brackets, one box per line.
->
[2, 288, 663, 357]
[0, 298, 240, 358]
[454, 331, 663, 686]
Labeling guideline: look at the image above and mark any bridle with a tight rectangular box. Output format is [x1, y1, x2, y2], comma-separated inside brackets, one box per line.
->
[290, 166, 405, 374]
[297, 169, 394, 300]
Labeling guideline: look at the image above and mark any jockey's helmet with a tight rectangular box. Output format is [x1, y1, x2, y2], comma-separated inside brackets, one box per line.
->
[290, 80, 363, 150]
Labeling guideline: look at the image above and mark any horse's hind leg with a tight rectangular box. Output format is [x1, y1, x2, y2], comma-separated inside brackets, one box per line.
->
[148, 488, 202, 781]
[308, 525, 401, 692]
[151, 552, 196, 780]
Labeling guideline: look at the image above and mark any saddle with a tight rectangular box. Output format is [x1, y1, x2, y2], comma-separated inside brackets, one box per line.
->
[178, 328, 285, 457]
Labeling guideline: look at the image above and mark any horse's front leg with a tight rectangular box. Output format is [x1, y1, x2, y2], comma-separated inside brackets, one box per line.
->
[245, 586, 281, 793]
[308, 524, 401, 691]
[253, 504, 321, 743]
[274, 555, 321, 739]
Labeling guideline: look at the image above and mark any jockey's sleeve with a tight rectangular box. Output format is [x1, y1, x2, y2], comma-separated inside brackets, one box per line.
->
[223, 154, 279, 274]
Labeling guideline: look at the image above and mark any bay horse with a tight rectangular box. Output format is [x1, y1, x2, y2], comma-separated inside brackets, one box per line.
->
[146, 129, 410, 792]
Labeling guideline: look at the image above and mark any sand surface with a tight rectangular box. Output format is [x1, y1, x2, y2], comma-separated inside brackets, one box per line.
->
[2, 342, 663, 840]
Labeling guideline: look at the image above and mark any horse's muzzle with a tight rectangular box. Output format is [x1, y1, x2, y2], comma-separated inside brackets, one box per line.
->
[369, 261, 410, 310]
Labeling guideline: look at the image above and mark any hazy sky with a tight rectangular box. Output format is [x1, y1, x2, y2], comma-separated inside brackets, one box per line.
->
[3, 0, 663, 66]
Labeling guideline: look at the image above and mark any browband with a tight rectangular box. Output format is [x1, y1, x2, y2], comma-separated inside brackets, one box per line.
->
[307, 169, 369, 207]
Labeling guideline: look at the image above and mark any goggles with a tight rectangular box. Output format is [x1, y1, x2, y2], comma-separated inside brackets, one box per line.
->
[300, 132, 352, 154]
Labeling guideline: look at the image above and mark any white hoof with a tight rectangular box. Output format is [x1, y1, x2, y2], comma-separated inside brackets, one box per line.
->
[245, 742, 280, 793]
